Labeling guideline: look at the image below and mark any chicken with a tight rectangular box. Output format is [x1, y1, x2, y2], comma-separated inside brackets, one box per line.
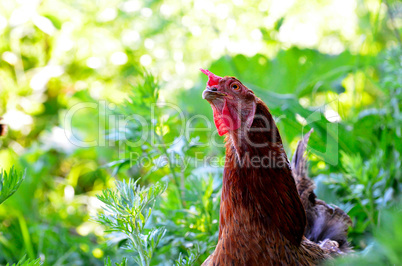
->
[200, 69, 352, 265]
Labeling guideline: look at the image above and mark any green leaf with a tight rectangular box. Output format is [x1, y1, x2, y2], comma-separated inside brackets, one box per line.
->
[6, 255, 42, 266]
[0, 166, 26, 205]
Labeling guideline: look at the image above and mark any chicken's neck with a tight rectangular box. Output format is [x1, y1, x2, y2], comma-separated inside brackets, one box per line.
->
[220, 101, 306, 247]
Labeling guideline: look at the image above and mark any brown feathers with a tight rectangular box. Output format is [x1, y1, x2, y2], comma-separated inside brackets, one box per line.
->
[202, 74, 351, 265]
[292, 129, 352, 254]
[203, 100, 330, 265]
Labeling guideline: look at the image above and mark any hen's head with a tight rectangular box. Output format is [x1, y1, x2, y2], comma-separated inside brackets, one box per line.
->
[201, 69, 256, 136]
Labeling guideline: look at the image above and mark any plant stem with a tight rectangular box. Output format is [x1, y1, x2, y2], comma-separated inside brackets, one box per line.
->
[155, 133, 184, 209]
[151, 103, 185, 209]
[130, 230, 147, 266]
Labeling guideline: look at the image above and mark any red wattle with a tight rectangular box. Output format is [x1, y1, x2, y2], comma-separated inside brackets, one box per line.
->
[211, 100, 241, 136]
[222, 100, 241, 131]
[212, 105, 228, 136]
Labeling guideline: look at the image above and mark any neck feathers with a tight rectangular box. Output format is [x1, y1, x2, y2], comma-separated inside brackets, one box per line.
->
[221, 99, 306, 246]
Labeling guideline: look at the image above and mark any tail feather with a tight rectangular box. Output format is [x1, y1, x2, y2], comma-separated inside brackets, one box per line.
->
[292, 129, 352, 254]
[292, 129, 315, 198]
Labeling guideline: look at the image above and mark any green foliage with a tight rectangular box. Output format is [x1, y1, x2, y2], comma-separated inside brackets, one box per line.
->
[104, 257, 128, 266]
[98, 47, 402, 264]
[333, 204, 402, 265]
[314, 48, 402, 250]
[174, 246, 200, 266]
[101, 74, 221, 264]
[6, 255, 42, 266]
[0, 0, 401, 265]
[96, 180, 167, 266]
[0, 166, 25, 205]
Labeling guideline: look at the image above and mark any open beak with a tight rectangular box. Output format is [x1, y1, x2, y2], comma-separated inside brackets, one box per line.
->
[202, 87, 226, 101]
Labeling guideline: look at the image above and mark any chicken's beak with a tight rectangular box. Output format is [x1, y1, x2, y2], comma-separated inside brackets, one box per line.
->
[202, 87, 226, 101]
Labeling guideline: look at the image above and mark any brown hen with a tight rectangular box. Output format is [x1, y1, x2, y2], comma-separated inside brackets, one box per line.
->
[201, 69, 352, 265]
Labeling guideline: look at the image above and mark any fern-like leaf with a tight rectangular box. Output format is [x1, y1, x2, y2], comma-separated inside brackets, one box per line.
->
[0, 166, 25, 205]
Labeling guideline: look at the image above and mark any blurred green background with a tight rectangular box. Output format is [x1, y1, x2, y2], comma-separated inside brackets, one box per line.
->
[0, 0, 401, 265]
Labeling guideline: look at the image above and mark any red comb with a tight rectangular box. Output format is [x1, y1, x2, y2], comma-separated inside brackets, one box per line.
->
[200, 68, 222, 87]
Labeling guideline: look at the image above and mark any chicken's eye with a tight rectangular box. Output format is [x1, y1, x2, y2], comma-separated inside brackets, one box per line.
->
[232, 84, 239, 91]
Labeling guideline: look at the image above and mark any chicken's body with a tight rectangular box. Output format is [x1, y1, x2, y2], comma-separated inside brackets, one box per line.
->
[201, 70, 351, 265]
[292, 130, 352, 255]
